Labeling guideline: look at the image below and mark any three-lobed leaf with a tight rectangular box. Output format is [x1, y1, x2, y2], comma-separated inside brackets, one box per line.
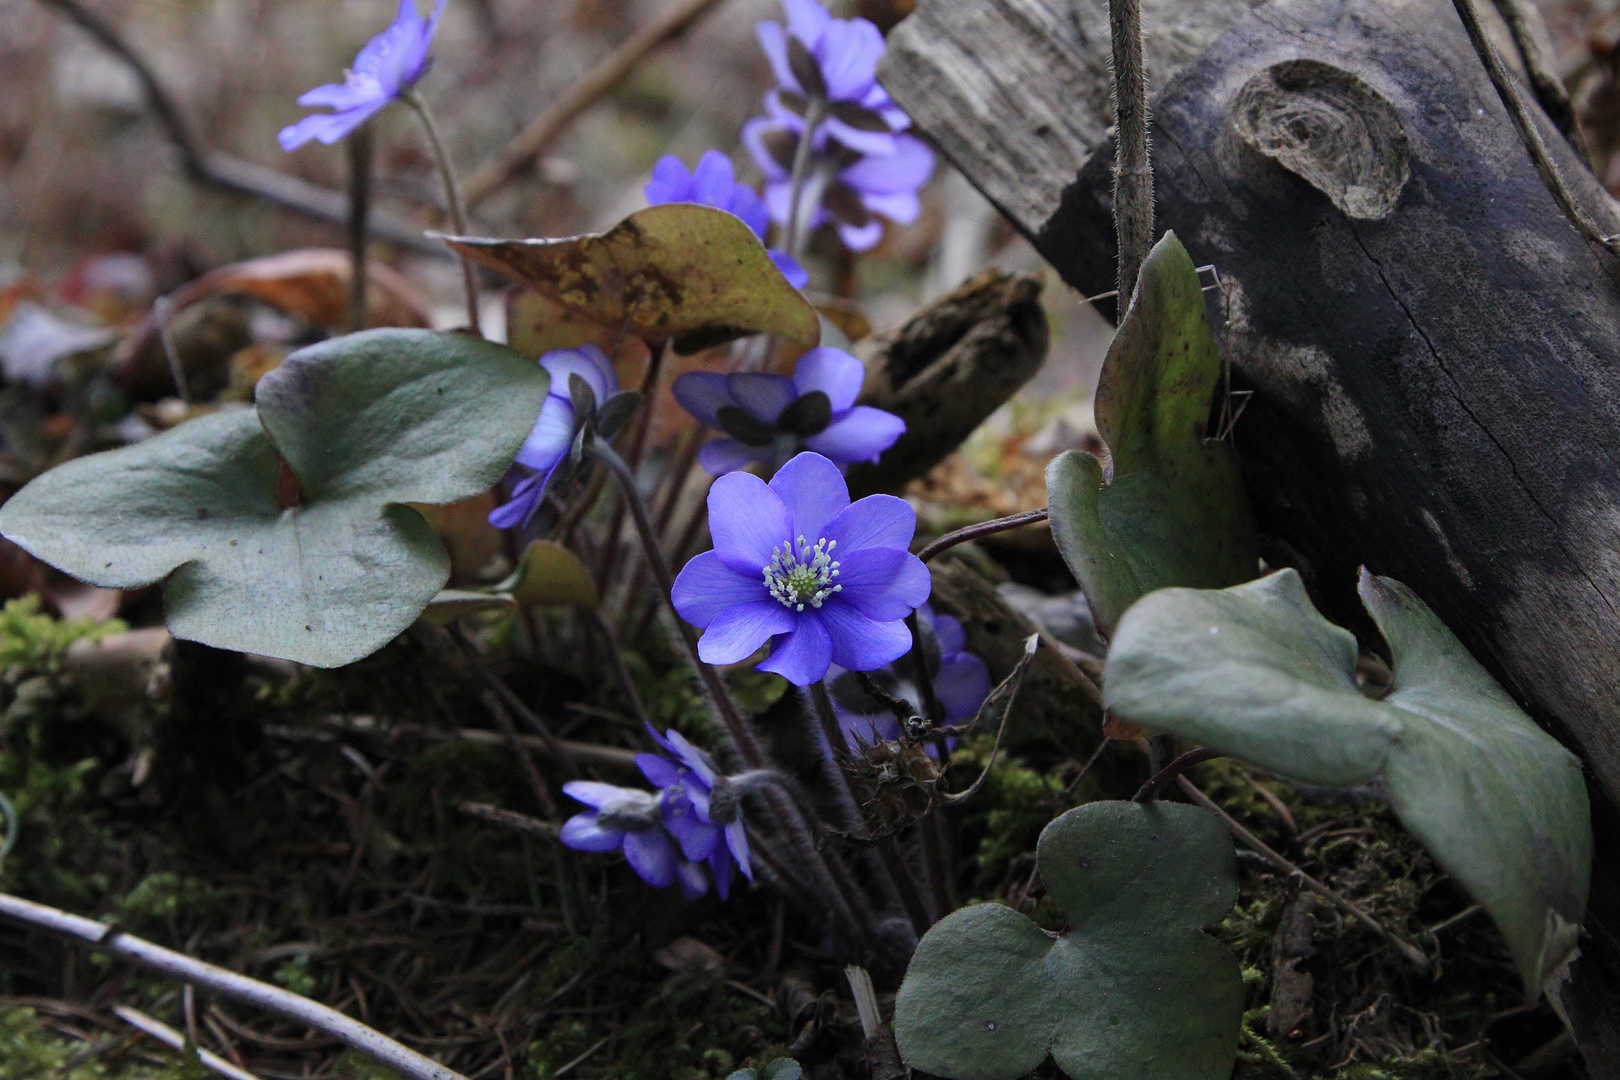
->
[1045, 232, 1255, 637]
[1104, 568, 1591, 990]
[445, 204, 820, 354]
[0, 329, 548, 667]
[894, 800, 1242, 1080]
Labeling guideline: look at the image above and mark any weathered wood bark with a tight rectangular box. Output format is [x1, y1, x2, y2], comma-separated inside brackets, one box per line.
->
[881, 0, 1620, 971]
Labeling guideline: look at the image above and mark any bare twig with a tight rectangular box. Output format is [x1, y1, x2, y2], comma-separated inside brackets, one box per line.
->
[1451, 0, 1620, 255]
[458, 801, 562, 839]
[33, 0, 444, 256]
[1106, 0, 1154, 298]
[0, 893, 469, 1080]
[309, 716, 639, 771]
[1176, 777, 1431, 969]
[463, 0, 733, 205]
[939, 634, 1038, 804]
[917, 508, 1050, 564]
[1489, 0, 1587, 157]
[401, 90, 481, 334]
[113, 1004, 261, 1080]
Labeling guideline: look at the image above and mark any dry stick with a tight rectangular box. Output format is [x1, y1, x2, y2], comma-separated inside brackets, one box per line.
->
[0, 893, 469, 1080]
[462, 0, 733, 205]
[917, 508, 1050, 564]
[1489, 0, 1587, 157]
[346, 125, 373, 333]
[938, 634, 1038, 805]
[459, 801, 561, 839]
[1175, 777, 1431, 969]
[1107, 0, 1154, 299]
[449, 625, 581, 778]
[401, 90, 482, 333]
[113, 1004, 261, 1080]
[315, 717, 638, 771]
[1450, 0, 1620, 255]
[479, 689, 560, 819]
[33, 0, 444, 256]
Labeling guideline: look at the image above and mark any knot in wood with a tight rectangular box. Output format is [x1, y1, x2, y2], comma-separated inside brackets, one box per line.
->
[1231, 59, 1409, 220]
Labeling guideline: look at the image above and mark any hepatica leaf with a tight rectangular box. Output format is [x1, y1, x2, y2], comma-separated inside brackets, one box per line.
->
[1045, 232, 1255, 636]
[443, 204, 820, 354]
[0, 329, 548, 667]
[1104, 569, 1592, 991]
[894, 801, 1242, 1080]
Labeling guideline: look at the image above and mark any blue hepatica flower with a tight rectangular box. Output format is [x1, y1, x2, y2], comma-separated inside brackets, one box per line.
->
[638, 726, 753, 899]
[645, 151, 809, 289]
[560, 781, 709, 894]
[742, 0, 935, 251]
[279, 0, 446, 151]
[672, 347, 904, 475]
[827, 605, 991, 751]
[671, 451, 931, 686]
[489, 344, 618, 530]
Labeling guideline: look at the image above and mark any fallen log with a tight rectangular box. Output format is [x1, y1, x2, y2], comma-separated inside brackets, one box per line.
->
[880, 0, 1620, 983]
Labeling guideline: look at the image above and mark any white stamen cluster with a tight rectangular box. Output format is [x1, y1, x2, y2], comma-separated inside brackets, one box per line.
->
[764, 535, 842, 611]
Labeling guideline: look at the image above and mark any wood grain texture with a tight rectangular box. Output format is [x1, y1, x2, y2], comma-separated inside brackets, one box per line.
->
[880, 0, 1620, 963]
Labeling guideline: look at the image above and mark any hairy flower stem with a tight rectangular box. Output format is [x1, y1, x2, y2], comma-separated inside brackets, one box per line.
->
[1108, 0, 1153, 300]
[402, 89, 482, 335]
[808, 683, 933, 937]
[903, 611, 944, 735]
[783, 97, 829, 257]
[596, 343, 668, 598]
[346, 123, 372, 333]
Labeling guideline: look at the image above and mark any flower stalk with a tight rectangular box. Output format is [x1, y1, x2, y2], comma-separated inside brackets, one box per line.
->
[402, 88, 482, 335]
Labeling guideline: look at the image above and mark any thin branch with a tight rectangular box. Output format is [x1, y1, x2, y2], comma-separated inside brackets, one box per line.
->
[1489, 0, 1587, 157]
[463, 0, 734, 206]
[1106, 0, 1154, 298]
[939, 634, 1038, 805]
[1450, 0, 1620, 255]
[310, 716, 639, 771]
[0, 893, 469, 1080]
[458, 801, 562, 839]
[1175, 777, 1431, 970]
[478, 690, 559, 819]
[34, 0, 444, 256]
[113, 1004, 262, 1080]
[917, 508, 1050, 564]
[448, 625, 581, 778]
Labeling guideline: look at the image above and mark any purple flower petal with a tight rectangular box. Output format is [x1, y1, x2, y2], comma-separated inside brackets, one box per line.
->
[560, 813, 625, 852]
[277, 100, 388, 150]
[678, 860, 711, 900]
[831, 547, 930, 621]
[860, 190, 923, 226]
[725, 821, 753, 881]
[663, 792, 721, 861]
[697, 601, 797, 665]
[842, 135, 936, 195]
[837, 218, 885, 252]
[782, 0, 833, 47]
[297, 77, 384, 110]
[691, 150, 738, 206]
[563, 780, 641, 809]
[514, 394, 575, 470]
[935, 651, 992, 723]
[742, 117, 792, 183]
[638, 754, 682, 788]
[487, 467, 552, 530]
[822, 493, 917, 553]
[933, 610, 966, 654]
[646, 155, 695, 204]
[728, 372, 797, 423]
[822, 119, 898, 158]
[540, 345, 617, 407]
[816, 17, 884, 101]
[755, 20, 798, 92]
[769, 451, 849, 541]
[672, 551, 770, 628]
[663, 729, 718, 784]
[792, 348, 866, 412]
[710, 837, 736, 900]
[770, 249, 810, 289]
[672, 371, 737, 428]
[623, 828, 678, 888]
[757, 610, 833, 685]
[818, 602, 913, 671]
[697, 438, 768, 475]
[707, 471, 791, 574]
[803, 406, 906, 465]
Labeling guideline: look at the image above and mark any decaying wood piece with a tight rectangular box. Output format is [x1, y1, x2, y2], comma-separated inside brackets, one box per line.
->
[846, 270, 1047, 498]
[883, 0, 1620, 972]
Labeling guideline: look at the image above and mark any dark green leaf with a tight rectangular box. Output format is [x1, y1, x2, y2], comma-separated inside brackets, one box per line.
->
[0, 329, 548, 667]
[1104, 568, 1591, 990]
[894, 801, 1241, 1080]
[1045, 232, 1255, 637]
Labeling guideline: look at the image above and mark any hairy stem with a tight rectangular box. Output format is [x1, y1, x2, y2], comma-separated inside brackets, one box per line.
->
[917, 508, 1050, 564]
[1108, 0, 1154, 299]
[784, 98, 829, 257]
[402, 89, 483, 333]
[346, 123, 373, 333]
